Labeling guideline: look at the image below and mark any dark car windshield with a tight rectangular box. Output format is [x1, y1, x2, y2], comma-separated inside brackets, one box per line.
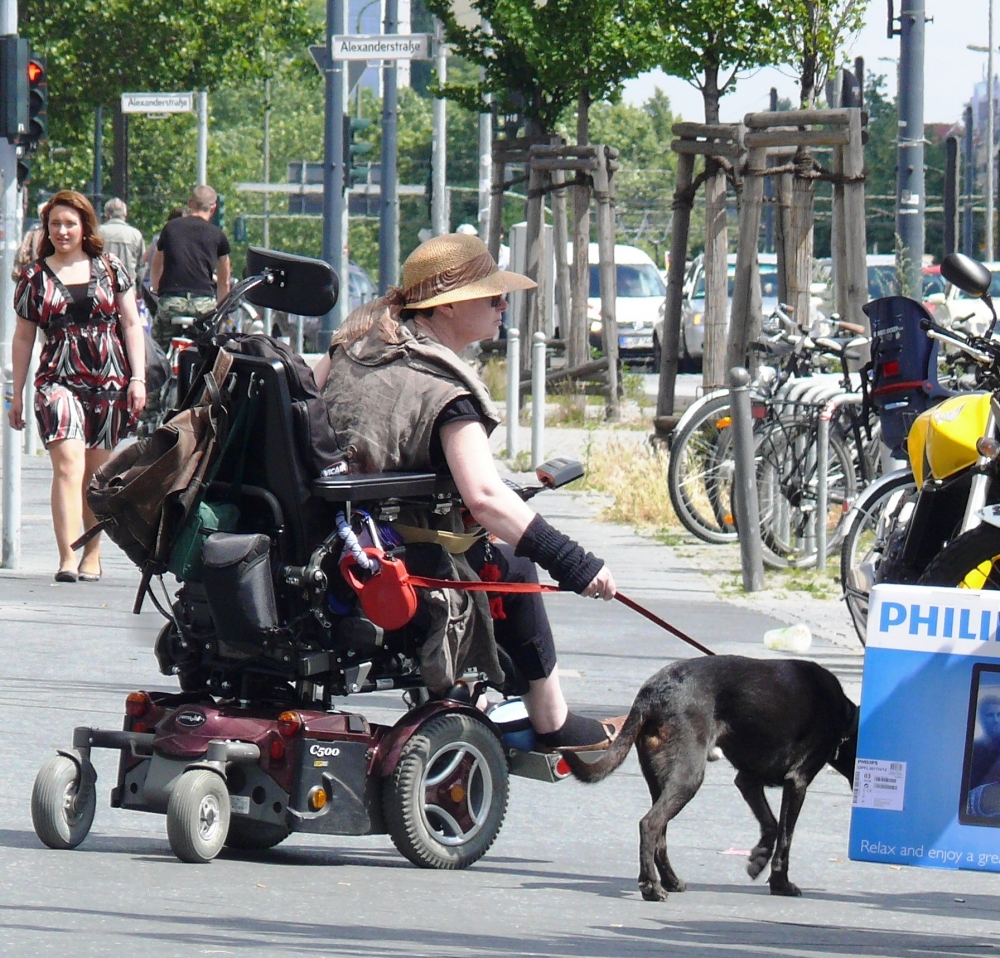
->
[589, 263, 666, 298]
[692, 267, 778, 300]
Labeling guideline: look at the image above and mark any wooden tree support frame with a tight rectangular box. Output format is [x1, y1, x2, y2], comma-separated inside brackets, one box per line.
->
[654, 108, 867, 436]
[655, 122, 744, 432]
[489, 138, 624, 419]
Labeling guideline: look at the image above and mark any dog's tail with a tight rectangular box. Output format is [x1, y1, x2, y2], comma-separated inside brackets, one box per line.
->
[560, 699, 646, 784]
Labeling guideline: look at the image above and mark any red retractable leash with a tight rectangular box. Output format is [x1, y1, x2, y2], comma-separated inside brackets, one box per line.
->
[340, 548, 715, 657]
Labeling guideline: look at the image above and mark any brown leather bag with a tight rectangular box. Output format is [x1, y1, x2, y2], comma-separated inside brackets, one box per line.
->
[81, 350, 234, 575]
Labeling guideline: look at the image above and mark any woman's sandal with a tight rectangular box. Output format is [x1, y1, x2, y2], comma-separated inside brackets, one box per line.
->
[536, 715, 628, 754]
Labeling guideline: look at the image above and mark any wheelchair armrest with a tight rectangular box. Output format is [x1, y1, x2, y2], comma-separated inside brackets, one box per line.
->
[311, 471, 458, 502]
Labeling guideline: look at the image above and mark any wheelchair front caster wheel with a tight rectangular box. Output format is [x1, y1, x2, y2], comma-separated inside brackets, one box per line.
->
[31, 755, 97, 850]
[167, 769, 231, 863]
[383, 713, 509, 869]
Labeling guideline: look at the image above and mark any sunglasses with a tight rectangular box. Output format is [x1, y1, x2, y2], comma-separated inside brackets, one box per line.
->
[489, 295, 505, 308]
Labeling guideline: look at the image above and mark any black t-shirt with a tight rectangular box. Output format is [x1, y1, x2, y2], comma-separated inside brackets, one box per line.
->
[429, 396, 488, 468]
[156, 215, 231, 297]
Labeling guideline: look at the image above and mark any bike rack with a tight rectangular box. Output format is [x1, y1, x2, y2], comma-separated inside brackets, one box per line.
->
[815, 393, 864, 572]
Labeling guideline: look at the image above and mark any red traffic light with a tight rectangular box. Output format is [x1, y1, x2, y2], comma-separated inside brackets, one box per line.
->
[26, 60, 43, 84]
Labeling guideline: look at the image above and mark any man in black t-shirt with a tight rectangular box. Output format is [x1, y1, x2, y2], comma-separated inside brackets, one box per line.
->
[149, 185, 231, 348]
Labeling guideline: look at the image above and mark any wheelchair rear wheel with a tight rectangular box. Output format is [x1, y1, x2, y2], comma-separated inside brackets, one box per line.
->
[383, 712, 508, 869]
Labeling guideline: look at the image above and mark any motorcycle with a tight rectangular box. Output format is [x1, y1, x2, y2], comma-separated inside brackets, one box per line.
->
[842, 253, 1000, 639]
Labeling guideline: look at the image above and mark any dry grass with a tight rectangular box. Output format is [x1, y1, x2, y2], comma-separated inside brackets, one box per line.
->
[579, 436, 679, 530]
[481, 357, 507, 401]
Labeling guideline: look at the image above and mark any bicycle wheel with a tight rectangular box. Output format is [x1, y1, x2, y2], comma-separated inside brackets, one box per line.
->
[743, 415, 857, 569]
[839, 469, 917, 644]
[667, 395, 738, 544]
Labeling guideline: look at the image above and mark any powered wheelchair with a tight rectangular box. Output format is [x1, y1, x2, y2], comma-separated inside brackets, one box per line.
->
[31, 248, 578, 867]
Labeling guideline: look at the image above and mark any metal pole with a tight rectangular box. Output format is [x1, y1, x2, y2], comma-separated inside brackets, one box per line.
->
[321, 0, 347, 349]
[945, 135, 959, 256]
[262, 79, 272, 333]
[506, 328, 520, 458]
[531, 332, 545, 468]
[763, 87, 777, 254]
[1, 0, 20, 567]
[196, 91, 208, 187]
[263, 79, 271, 249]
[816, 411, 830, 572]
[431, 21, 447, 236]
[93, 106, 103, 210]
[478, 86, 492, 242]
[990, 0, 996, 261]
[379, 0, 400, 293]
[728, 367, 764, 592]
[896, 0, 925, 295]
[966, 103, 976, 257]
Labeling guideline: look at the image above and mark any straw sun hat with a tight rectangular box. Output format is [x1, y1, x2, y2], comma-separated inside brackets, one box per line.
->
[400, 232, 536, 310]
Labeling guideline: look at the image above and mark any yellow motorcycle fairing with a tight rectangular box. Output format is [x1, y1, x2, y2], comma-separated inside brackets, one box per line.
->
[908, 392, 992, 487]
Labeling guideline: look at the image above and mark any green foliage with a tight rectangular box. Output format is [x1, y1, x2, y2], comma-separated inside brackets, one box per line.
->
[21, 0, 316, 113]
[426, 0, 660, 133]
[770, 0, 869, 106]
[649, 0, 783, 122]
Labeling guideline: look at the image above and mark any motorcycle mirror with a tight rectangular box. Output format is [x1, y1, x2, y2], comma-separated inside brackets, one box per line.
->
[941, 253, 993, 299]
[243, 247, 339, 317]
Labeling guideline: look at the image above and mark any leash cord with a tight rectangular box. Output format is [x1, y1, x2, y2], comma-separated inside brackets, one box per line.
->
[402, 573, 715, 657]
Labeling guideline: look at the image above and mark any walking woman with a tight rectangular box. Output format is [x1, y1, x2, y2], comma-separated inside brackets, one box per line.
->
[9, 190, 146, 581]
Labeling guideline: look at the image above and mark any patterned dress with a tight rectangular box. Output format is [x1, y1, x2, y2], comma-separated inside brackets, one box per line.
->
[14, 254, 135, 449]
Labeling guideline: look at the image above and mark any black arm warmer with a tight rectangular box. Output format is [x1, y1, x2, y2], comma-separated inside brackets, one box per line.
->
[514, 514, 605, 594]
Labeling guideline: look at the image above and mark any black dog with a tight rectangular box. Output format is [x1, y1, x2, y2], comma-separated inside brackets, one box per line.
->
[563, 655, 858, 900]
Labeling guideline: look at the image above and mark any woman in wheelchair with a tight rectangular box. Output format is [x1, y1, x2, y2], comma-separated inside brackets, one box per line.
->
[314, 233, 622, 753]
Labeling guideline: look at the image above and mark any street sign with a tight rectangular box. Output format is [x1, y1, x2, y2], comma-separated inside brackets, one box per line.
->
[120, 92, 194, 114]
[330, 34, 431, 61]
[308, 44, 329, 73]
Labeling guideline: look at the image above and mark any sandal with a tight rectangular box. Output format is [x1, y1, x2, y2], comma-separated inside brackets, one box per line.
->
[54, 569, 78, 583]
[536, 715, 628, 754]
[78, 564, 102, 582]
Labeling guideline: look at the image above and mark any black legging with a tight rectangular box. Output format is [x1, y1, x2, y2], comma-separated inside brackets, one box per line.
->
[465, 538, 557, 682]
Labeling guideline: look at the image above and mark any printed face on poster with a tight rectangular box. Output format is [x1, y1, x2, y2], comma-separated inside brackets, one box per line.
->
[850, 584, 1000, 872]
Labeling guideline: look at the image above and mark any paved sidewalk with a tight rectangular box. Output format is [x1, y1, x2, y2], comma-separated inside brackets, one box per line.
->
[4, 449, 998, 958]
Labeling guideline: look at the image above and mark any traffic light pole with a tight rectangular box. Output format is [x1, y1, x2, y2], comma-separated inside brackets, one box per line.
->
[321, 0, 348, 347]
[896, 0, 925, 298]
[431, 20, 447, 236]
[0, 0, 20, 567]
[379, 0, 400, 293]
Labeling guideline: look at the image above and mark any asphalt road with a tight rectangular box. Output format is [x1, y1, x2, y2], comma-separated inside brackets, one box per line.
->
[1, 456, 998, 957]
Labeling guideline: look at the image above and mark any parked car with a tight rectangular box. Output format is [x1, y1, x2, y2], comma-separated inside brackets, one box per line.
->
[581, 243, 666, 365]
[930, 261, 1000, 337]
[654, 253, 780, 368]
[269, 262, 377, 350]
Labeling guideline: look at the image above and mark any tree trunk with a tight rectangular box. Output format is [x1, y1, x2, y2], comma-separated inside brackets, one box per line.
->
[787, 17, 819, 329]
[551, 169, 571, 341]
[789, 156, 814, 328]
[701, 67, 728, 390]
[569, 89, 591, 369]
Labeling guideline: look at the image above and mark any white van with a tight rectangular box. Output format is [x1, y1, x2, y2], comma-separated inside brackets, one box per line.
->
[578, 242, 665, 363]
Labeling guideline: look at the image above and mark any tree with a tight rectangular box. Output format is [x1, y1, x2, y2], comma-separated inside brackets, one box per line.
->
[650, 0, 783, 388]
[773, 0, 868, 108]
[21, 0, 315, 114]
[770, 0, 869, 324]
[425, 0, 659, 135]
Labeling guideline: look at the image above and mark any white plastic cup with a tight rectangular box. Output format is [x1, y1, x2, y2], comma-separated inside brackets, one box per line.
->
[763, 623, 812, 653]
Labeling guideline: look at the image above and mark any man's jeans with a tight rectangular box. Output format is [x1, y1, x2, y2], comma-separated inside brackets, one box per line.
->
[153, 293, 217, 349]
